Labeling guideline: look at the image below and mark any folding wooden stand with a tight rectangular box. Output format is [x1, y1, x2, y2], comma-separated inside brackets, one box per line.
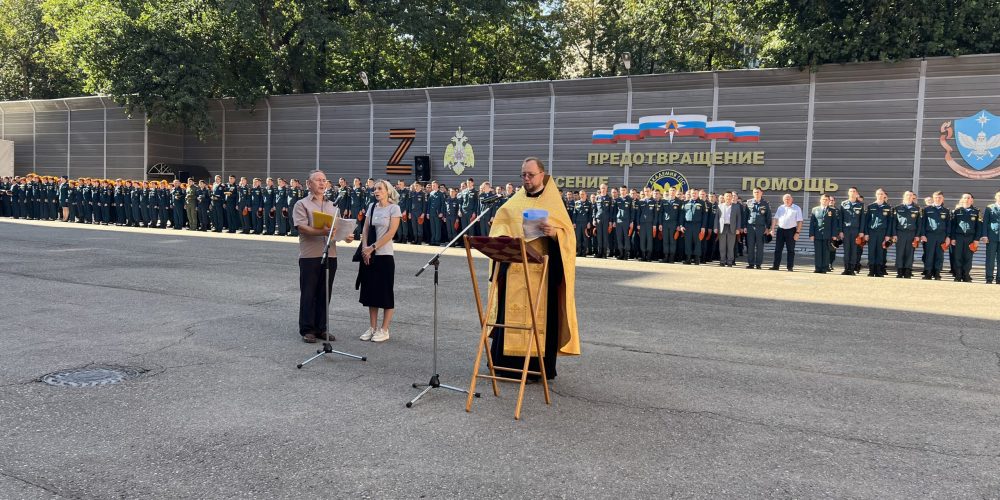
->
[463, 235, 551, 420]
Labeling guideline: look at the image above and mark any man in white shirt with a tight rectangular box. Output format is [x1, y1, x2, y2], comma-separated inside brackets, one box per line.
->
[769, 193, 803, 271]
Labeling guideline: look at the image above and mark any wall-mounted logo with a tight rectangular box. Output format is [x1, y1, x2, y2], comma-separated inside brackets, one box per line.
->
[387, 129, 415, 175]
[593, 109, 760, 144]
[941, 110, 1000, 179]
[443, 127, 475, 175]
[646, 169, 690, 194]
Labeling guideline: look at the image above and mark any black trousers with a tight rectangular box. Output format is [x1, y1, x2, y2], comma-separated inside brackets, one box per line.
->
[298, 257, 337, 336]
[772, 227, 797, 269]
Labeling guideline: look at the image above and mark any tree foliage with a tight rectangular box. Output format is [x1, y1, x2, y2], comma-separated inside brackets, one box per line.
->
[1, 0, 999, 134]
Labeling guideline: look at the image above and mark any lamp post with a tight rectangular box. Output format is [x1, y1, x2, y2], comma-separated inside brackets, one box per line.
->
[360, 71, 373, 177]
[622, 52, 632, 186]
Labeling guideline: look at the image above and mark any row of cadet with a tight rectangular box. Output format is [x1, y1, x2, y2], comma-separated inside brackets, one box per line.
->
[565, 184, 1000, 284]
[4, 174, 998, 283]
[0, 174, 518, 241]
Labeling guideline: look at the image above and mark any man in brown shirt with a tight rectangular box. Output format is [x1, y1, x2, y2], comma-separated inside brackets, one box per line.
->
[293, 169, 354, 343]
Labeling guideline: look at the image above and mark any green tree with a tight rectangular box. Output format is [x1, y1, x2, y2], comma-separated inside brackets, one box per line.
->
[760, 0, 1000, 67]
[0, 0, 82, 100]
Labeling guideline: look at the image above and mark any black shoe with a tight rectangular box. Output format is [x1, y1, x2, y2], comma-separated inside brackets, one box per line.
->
[769, 266, 779, 270]
[933, 272, 942, 280]
[922, 273, 932, 280]
[755, 265, 762, 269]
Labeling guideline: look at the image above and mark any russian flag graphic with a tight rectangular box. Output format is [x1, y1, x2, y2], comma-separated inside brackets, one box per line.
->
[672, 115, 708, 137]
[704, 121, 736, 140]
[732, 126, 761, 142]
[612, 123, 642, 141]
[592, 112, 758, 144]
[592, 130, 616, 144]
[639, 115, 670, 137]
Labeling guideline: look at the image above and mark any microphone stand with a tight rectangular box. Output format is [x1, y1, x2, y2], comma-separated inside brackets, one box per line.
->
[297, 219, 367, 369]
[406, 199, 503, 408]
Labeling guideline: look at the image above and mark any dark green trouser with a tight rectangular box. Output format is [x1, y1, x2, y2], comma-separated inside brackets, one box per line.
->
[895, 230, 916, 269]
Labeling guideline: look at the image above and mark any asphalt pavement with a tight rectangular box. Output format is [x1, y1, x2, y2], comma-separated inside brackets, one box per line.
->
[1, 218, 999, 499]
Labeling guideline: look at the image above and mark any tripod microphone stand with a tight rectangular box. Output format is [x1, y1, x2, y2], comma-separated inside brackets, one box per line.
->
[406, 200, 503, 407]
[297, 218, 367, 369]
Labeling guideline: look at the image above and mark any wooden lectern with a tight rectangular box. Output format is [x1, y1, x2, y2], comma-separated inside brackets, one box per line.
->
[463, 235, 551, 420]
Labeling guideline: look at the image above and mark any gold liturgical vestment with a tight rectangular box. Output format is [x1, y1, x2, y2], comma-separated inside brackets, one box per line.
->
[487, 175, 580, 357]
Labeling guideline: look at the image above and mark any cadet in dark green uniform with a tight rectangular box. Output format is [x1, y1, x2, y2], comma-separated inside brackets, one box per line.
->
[349, 178, 365, 238]
[427, 181, 444, 245]
[681, 189, 708, 264]
[263, 178, 277, 235]
[444, 187, 460, 244]
[702, 191, 718, 263]
[839, 188, 865, 274]
[744, 188, 772, 269]
[571, 190, 591, 256]
[891, 191, 922, 278]
[223, 175, 238, 232]
[809, 194, 839, 273]
[410, 182, 426, 244]
[635, 187, 658, 261]
[185, 181, 198, 230]
[983, 191, 1000, 284]
[658, 187, 681, 263]
[395, 180, 410, 242]
[613, 186, 634, 260]
[862, 188, 893, 277]
[210, 176, 224, 232]
[170, 179, 184, 229]
[249, 178, 264, 234]
[950, 193, 981, 283]
[196, 180, 210, 231]
[274, 178, 289, 235]
[592, 183, 612, 258]
[289, 178, 304, 236]
[919, 191, 949, 280]
[459, 180, 479, 237]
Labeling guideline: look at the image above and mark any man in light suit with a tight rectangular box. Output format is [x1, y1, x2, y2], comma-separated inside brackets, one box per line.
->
[715, 192, 743, 266]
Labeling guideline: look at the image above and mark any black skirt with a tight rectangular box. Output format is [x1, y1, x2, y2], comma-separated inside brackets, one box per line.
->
[359, 255, 395, 309]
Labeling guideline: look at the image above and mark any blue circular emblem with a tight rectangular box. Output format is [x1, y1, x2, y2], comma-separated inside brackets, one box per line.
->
[645, 169, 690, 194]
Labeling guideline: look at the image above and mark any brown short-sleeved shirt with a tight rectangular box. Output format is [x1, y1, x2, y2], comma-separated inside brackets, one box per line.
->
[293, 196, 337, 259]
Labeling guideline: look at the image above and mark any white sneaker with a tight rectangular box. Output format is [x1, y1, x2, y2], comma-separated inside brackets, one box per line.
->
[359, 327, 375, 341]
[371, 328, 390, 343]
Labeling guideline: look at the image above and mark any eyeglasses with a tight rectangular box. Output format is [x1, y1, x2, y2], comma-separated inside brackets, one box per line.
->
[519, 172, 541, 179]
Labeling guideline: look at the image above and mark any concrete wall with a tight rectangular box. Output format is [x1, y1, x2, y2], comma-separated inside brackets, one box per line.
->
[2, 54, 1000, 205]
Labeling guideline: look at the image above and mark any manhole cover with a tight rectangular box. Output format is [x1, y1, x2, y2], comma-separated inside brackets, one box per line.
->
[41, 366, 144, 388]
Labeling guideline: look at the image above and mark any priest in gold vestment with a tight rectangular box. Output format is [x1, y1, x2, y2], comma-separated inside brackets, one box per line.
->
[487, 157, 580, 380]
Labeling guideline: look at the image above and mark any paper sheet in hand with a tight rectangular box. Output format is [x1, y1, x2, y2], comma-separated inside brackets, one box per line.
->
[333, 218, 357, 241]
[522, 209, 549, 241]
[312, 211, 334, 230]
